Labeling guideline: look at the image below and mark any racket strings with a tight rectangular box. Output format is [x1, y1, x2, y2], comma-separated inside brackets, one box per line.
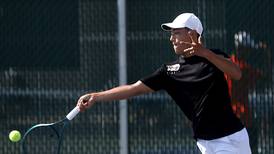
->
[22, 126, 62, 154]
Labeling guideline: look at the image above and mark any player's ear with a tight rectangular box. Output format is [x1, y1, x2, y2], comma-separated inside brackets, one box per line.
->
[188, 30, 198, 43]
[188, 30, 196, 36]
[198, 36, 203, 45]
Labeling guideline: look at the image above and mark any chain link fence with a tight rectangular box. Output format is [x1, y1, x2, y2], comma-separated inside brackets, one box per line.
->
[1, 0, 273, 153]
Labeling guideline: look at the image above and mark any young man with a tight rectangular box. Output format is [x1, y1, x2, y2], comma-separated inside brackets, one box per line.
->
[77, 13, 252, 154]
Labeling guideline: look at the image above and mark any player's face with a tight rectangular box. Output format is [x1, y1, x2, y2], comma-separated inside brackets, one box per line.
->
[170, 28, 192, 55]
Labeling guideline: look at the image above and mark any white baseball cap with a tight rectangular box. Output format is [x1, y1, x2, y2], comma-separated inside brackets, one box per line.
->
[161, 13, 203, 35]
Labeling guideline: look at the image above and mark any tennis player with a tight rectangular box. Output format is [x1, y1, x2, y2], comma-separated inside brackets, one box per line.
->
[77, 13, 251, 154]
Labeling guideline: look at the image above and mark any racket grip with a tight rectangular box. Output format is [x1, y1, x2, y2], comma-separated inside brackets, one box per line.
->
[66, 106, 80, 120]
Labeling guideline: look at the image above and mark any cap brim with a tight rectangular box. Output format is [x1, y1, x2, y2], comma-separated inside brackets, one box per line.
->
[161, 23, 186, 31]
[161, 23, 175, 31]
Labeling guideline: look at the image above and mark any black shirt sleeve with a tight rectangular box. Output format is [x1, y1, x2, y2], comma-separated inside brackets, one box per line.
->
[140, 65, 167, 91]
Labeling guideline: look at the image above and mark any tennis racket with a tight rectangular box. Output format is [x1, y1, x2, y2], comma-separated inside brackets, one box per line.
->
[21, 106, 80, 154]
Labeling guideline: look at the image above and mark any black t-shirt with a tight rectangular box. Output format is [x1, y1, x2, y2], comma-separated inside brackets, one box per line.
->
[140, 49, 244, 140]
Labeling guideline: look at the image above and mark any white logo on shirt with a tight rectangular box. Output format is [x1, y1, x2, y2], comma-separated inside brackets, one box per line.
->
[167, 64, 180, 72]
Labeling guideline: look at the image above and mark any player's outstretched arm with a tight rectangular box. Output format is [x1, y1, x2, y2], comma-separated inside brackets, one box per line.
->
[77, 81, 153, 111]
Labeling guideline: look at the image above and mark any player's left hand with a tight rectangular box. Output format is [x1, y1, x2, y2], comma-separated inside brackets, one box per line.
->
[180, 30, 206, 58]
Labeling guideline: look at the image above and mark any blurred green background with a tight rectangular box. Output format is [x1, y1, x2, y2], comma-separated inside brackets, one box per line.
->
[0, 0, 273, 153]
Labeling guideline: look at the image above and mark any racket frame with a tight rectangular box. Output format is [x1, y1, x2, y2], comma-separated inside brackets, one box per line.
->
[21, 106, 80, 154]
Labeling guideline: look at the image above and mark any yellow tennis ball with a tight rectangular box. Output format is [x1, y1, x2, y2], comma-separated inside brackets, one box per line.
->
[9, 130, 21, 142]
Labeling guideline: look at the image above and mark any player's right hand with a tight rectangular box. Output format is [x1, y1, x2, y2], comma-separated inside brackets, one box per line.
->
[77, 94, 96, 112]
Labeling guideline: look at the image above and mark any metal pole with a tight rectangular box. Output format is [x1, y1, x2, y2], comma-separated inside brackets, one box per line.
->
[117, 0, 128, 153]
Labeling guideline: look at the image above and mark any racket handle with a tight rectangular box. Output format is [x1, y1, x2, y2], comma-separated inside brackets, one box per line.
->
[66, 106, 80, 120]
